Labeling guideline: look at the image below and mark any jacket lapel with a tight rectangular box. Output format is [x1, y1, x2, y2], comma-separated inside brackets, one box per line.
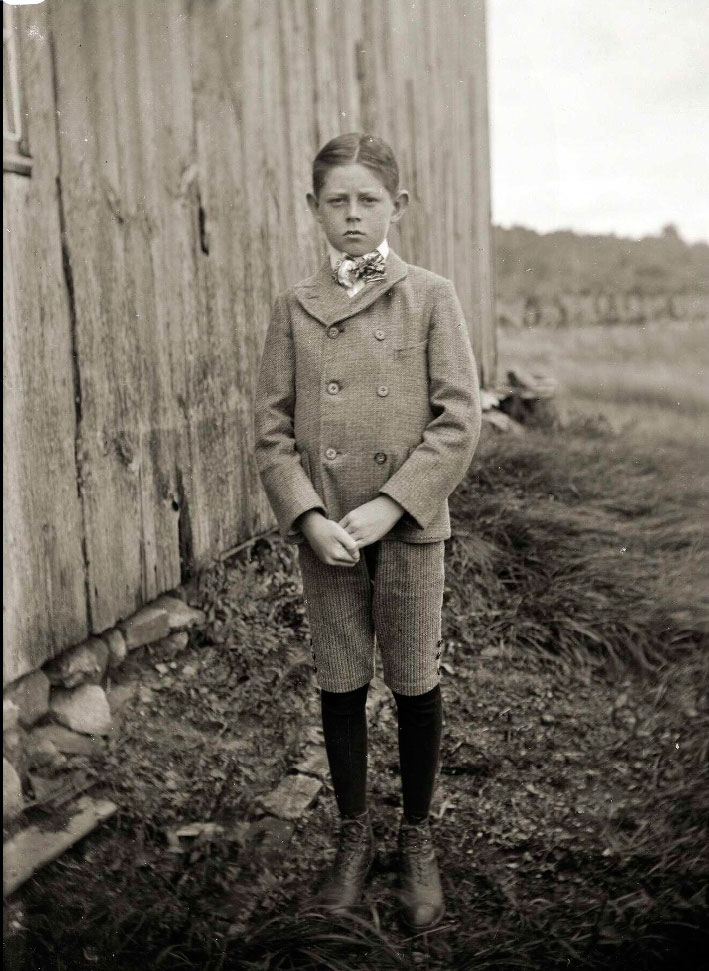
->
[293, 250, 408, 327]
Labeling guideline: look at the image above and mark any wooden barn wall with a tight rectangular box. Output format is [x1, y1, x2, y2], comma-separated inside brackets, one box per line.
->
[3, 0, 494, 685]
[3, 1, 89, 685]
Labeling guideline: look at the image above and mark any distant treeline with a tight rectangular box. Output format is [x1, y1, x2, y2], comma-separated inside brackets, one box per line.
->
[494, 224, 709, 327]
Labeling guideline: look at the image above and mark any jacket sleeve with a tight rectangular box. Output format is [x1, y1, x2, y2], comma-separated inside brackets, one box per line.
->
[254, 293, 326, 540]
[379, 279, 482, 529]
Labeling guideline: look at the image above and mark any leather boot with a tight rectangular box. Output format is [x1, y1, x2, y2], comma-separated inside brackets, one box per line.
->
[398, 818, 445, 930]
[314, 811, 374, 914]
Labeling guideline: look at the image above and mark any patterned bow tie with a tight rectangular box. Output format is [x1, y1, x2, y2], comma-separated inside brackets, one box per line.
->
[333, 250, 387, 289]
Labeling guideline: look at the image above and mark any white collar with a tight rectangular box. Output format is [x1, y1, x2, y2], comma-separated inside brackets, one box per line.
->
[327, 238, 390, 269]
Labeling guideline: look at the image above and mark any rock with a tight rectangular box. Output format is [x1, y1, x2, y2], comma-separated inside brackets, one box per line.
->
[30, 724, 103, 757]
[165, 822, 231, 853]
[44, 639, 109, 689]
[28, 772, 75, 805]
[153, 595, 206, 631]
[482, 410, 525, 435]
[3, 758, 24, 822]
[106, 682, 136, 714]
[168, 631, 190, 651]
[101, 629, 127, 669]
[4, 671, 51, 727]
[258, 775, 322, 820]
[155, 631, 189, 654]
[120, 606, 169, 650]
[25, 736, 67, 770]
[3, 698, 20, 732]
[50, 684, 113, 736]
[480, 389, 501, 411]
[506, 367, 557, 397]
[3, 725, 27, 775]
[294, 746, 329, 780]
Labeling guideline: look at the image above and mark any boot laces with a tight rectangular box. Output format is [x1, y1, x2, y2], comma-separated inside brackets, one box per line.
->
[336, 818, 369, 867]
[402, 827, 435, 882]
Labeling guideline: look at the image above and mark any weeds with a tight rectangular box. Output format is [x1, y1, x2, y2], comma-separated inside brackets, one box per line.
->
[446, 426, 708, 673]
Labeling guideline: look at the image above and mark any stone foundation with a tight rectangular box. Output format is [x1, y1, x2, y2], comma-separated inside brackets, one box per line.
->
[2, 591, 205, 825]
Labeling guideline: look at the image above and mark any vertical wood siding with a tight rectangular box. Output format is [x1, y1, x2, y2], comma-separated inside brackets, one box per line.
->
[3, 1, 89, 684]
[3, 0, 494, 684]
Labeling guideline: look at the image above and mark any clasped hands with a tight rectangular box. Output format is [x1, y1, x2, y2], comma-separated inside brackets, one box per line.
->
[298, 496, 405, 567]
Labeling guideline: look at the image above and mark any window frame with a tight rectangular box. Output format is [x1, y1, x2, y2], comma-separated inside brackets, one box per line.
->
[3, 3, 32, 176]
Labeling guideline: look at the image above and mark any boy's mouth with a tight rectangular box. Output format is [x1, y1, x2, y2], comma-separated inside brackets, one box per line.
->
[344, 230, 365, 236]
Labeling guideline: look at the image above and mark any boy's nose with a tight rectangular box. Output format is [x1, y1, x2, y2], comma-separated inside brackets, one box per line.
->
[346, 203, 361, 220]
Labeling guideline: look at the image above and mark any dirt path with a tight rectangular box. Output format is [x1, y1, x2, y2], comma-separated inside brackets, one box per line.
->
[5, 530, 707, 971]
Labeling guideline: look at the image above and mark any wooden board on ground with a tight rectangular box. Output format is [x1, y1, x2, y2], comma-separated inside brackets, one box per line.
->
[3, 796, 117, 898]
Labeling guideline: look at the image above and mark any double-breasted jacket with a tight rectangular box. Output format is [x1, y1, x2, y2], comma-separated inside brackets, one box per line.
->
[254, 249, 482, 544]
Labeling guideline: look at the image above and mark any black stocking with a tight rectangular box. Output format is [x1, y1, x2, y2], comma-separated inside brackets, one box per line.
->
[320, 682, 370, 818]
[393, 685, 443, 823]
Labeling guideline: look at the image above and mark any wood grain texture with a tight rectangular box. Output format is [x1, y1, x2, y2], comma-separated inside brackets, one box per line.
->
[3, 2, 88, 685]
[4, 0, 494, 681]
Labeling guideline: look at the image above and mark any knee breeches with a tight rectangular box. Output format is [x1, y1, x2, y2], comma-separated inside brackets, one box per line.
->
[298, 539, 445, 695]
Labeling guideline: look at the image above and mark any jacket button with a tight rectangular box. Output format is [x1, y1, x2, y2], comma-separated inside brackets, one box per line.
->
[325, 447, 337, 460]
[374, 451, 387, 464]
[327, 381, 340, 395]
[327, 326, 340, 339]
[374, 329, 385, 341]
[377, 385, 389, 397]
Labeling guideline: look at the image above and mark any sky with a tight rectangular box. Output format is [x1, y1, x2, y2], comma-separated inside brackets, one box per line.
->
[487, 0, 709, 242]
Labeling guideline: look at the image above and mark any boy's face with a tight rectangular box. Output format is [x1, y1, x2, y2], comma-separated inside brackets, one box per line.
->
[307, 163, 408, 257]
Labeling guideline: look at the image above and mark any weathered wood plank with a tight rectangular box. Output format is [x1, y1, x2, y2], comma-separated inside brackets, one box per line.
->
[467, 0, 497, 385]
[3, 796, 117, 897]
[186, 0, 276, 557]
[126, 0, 187, 591]
[2, 2, 88, 685]
[277, 0, 323, 278]
[49, 0, 146, 632]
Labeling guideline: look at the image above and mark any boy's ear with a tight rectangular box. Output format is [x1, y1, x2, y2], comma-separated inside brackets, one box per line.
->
[390, 189, 409, 224]
[306, 192, 321, 221]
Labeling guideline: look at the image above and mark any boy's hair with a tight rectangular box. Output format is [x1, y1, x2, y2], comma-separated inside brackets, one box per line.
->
[312, 133, 400, 198]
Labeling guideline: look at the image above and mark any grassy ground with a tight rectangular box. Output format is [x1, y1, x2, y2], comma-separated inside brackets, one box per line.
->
[4, 320, 708, 970]
[497, 319, 709, 449]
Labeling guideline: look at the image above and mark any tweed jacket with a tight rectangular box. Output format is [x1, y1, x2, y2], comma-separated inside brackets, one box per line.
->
[254, 249, 482, 544]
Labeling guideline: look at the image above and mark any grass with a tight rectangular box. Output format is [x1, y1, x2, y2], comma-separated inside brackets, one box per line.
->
[497, 319, 709, 448]
[447, 425, 708, 671]
[5, 318, 708, 970]
[480, 320, 709, 668]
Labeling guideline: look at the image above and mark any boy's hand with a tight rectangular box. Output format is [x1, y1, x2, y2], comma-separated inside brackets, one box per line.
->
[298, 510, 360, 567]
[339, 495, 405, 548]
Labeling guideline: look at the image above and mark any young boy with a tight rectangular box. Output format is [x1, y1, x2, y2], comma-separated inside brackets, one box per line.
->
[254, 133, 481, 929]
